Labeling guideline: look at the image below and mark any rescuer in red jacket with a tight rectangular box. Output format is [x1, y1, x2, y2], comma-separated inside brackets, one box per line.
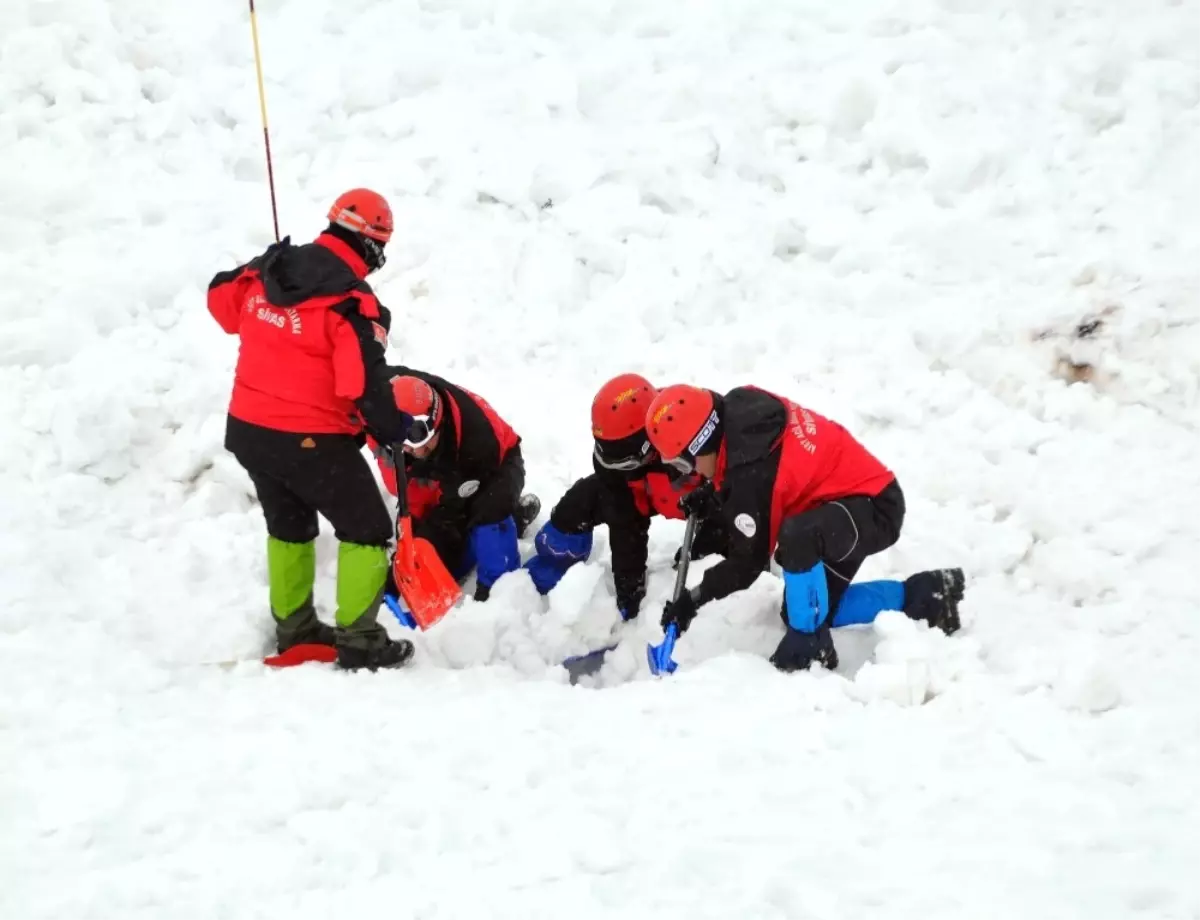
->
[522, 374, 702, 621]
[645, 384, 965, 673]
[368, 371, 541, 602]
[207, 189, 417, 671]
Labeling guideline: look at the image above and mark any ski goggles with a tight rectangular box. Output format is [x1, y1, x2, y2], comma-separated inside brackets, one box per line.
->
[593, 432, 654, 472]
[663, 409, 719, 475]
[664, 453, 696, 475]
[403, 415, 438, 450]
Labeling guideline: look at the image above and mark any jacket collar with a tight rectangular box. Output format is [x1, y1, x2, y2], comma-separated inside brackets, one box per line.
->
[315, 232, 369, 280]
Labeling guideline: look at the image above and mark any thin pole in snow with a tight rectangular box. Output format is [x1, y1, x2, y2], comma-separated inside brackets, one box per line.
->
[248, 0, 280, 242]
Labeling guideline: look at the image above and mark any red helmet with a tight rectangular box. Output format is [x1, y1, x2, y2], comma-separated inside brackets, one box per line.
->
[328, 188, 393, 243]
[390, 375, 441, 448]
[592, 373, 657, 440]
[646, 385, 719, 471]
[591, 373, 658, 471]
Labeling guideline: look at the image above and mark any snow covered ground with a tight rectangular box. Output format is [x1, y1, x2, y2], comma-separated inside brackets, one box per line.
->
[2, 0, 1199, 916]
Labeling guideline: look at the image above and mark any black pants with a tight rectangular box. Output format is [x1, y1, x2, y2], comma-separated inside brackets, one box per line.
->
[225, 415, 392, 547]
[469, 445, 526, 528]
[773, 479, 906, 616]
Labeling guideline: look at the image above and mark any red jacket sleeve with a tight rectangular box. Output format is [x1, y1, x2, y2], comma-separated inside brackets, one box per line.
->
[206, 266, 257, 334]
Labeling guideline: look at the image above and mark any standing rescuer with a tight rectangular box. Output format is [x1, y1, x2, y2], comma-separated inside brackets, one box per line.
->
[644, 384, 965, 673]
[207, 189, 418, 671]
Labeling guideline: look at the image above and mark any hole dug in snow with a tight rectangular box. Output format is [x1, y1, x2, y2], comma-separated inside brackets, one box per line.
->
[406, 564, 981, 699]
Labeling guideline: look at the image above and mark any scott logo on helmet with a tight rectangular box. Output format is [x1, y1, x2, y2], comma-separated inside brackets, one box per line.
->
[687, 410, 719, 456]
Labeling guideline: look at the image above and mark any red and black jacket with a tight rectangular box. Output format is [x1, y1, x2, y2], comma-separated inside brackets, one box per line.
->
[549, 459, 701, 612]
[693, 386, 896, 607]
[369, 368, 521, 529]
[207, 231, 410, 441]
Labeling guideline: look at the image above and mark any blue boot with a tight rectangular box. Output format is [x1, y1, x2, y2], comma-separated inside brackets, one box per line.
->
[832, 580, 905, 627]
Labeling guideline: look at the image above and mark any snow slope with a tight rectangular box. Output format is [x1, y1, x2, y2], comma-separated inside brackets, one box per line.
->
[2, 0, 1199, 917]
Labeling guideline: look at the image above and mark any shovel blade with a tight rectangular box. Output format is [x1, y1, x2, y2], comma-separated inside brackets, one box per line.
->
[562, 642, 619, 684]
[393, 535, 462, 629]
[646, 624, 679, 676]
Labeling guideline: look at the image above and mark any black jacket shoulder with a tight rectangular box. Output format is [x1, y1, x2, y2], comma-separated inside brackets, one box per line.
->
[722, 387, 786, 469]
[259, 237, 369, 307]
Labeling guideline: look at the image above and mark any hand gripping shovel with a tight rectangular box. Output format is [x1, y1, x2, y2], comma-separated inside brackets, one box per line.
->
[647, 513, 699, 676]
[386, 444, 461, 629]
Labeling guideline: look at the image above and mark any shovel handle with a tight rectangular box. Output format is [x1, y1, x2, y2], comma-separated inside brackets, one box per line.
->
[386, 443, 416, 567]
[671, 513, 700, 603]
[646, 516, 698, 677]
[388, 443, 411, 517]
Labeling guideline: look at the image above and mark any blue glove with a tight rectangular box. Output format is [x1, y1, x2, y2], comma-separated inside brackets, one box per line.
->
[469, 517, 520, 595]
[523, 522, 593, 594]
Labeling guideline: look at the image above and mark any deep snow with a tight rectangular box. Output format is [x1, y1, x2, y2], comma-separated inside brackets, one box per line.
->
[2, 0, 1198, 917]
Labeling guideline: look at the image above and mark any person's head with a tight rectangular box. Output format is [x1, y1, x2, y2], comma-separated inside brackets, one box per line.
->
[645, 385, 722, 479]
[326, 188, 393, 273]
[391, 375, 442, 459]
[591, 373, 658, 473]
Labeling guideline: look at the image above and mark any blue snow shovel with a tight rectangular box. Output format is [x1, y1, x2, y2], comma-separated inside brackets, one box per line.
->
[561, 642, 620, 683]
[383, 592, 418, 630]
[647, 513, 699, 677]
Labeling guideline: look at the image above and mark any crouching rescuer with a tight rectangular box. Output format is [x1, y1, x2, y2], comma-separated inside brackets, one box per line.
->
[208, 189, 417, 671]
[369, 371, 541, 602]
[644, 384, 966, 673]
[523, 373, 701, 621]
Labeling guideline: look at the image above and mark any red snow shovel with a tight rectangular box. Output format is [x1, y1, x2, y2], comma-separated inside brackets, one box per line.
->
[263, 644, 338, 668]
[387, 444, 462, 629]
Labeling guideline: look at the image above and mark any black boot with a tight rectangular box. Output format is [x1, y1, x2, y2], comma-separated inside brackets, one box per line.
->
[515, 494, 541, 538]
[769, 622, 839, 673]
[902, 568, 965, 635]
[274, 597, 337, 654]
[334, 622, 415, 671]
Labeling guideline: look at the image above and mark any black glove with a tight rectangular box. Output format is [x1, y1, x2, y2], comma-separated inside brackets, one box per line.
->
[616, 588, 644, 622]
[660, 590, 698, 634]
[614, 570, 646, 622]
[678, 478, 720, 519]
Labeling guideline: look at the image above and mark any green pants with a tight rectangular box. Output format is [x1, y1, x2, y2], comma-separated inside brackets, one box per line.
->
[268, 537, 389, 627]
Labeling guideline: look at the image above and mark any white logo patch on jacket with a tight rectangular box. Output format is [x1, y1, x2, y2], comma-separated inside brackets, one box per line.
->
[458, 480, 480, 498]
[734, 513, 757, 537]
